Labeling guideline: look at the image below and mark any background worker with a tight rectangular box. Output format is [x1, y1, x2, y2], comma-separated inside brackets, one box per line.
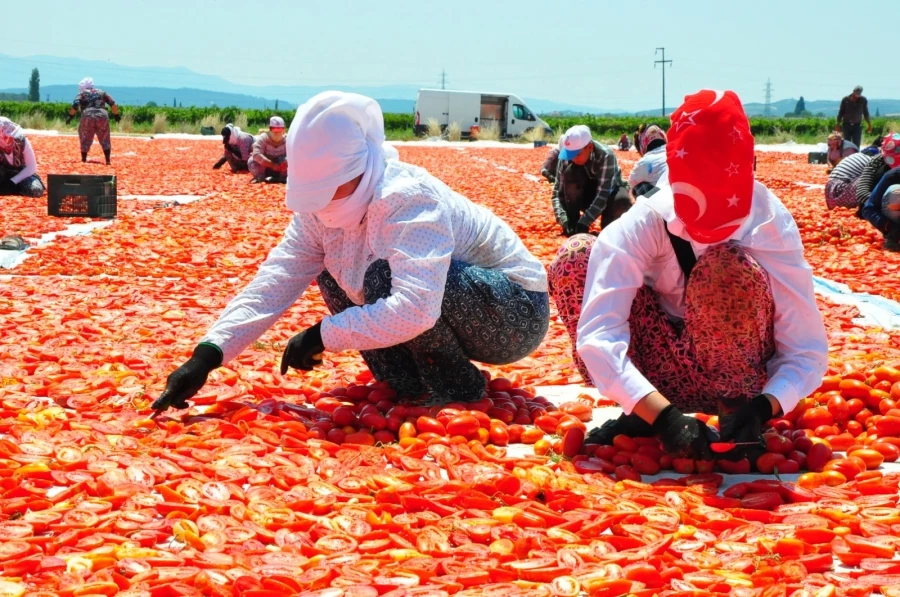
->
[836, 85, 872, 149]
[0, 118, 45, 198]
[628, 125, 668, 200]
[249, 116, 288, 183]
[214, 123, 255, 172]
[67, 77, 119, 165]
[551, 125, 628, 236]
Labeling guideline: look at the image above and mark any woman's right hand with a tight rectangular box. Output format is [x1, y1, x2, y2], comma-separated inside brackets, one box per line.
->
[151, 343, 223, 412]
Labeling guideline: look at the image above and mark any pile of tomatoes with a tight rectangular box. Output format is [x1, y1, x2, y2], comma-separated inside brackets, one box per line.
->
[4, 138, 900, 596]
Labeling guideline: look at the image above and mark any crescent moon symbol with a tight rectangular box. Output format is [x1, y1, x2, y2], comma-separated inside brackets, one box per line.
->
[709, 90, 725, 106]
[671, 181, 708, 219]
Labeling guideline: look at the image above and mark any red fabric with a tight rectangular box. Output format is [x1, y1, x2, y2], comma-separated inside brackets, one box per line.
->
[667, 90, 755, 244]
[884, 133, 900, 170]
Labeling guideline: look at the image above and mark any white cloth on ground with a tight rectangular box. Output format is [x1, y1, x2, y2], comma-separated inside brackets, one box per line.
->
[576, 180, 828, 416]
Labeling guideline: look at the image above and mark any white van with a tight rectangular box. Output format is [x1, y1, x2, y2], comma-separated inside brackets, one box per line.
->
[414, 89, 553, 139]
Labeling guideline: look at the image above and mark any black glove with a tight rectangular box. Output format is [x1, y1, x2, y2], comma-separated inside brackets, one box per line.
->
[652, 404, 713, 460]
[573, 222, 590, 235]
[718, 394, 772, 460]
[151, 343, 223, 412]
[562, 221, 576, 237]
[65, 115, 73, 125]
[280, 323, 325, 374]
[212, 157, 227, 170]
[112, 113, 121, 123]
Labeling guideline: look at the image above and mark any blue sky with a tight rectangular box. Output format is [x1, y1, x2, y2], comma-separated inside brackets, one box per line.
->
[4, 0, 896, 111]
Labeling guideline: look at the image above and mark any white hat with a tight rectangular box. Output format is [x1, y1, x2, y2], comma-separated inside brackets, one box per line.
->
[269, 116, 286, 129]
[559, 125, 592, 160]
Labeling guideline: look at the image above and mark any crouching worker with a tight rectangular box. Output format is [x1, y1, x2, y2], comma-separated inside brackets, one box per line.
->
[860, 134, 900, 252]
[151, 92, 550, 413]
[0, 118, 45, 197]
[551, 90, 828, 461]
[628, 124, 668, 200]
[213, 124, 255, 172]
[552, 125, 630, 236]
[249, 116, 288, 183]
[540, 138, 562, 183]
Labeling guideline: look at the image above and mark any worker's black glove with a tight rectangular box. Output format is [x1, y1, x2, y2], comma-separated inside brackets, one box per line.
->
[111, 113, 121, 123]
[718, 394, 773, 462]
[212, 157, 227, 170]
[280, 322, 325, 374]
[652, 404, 713, 460]
[65, 115, 73, 125]
[151, 343, 223, 412]
[561, 221, 576, 237]
[573, 222, 590, 235]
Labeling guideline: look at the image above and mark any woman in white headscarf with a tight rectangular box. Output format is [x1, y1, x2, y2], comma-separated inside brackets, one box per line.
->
[67, 77, 120, 164]
[212, 123, 256, 172]
[0, 118, 45, 197]
[152, 92, 549, 412]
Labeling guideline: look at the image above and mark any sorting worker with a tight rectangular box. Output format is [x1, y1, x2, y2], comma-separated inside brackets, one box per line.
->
[540, 138, 562, 183]
[836, 85, 873, 149]
[0, 118, 45, 198]
[213, 123, 255, 172]
[856, 132, 899, 213]
[249, 116, 288, 183]
[549, 90, 827, 461]
[150, 92, 549, 413]
[618, 133, 631, 151]
[67, 77, 120, 164]
[826, 131, 859, 172]
[628, 124, 668, 199]
[860, 133, 900, 252]
[551, 125, 630, 236]
[825, 151, 871, 210]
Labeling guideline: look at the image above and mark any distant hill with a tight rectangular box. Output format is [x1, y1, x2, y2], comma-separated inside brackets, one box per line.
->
[3, 54, 899, 117]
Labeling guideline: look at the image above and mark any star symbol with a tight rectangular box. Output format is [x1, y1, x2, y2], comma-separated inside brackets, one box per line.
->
[726, 163, 740, 176]
[726, 194, 741, 207]
[673, 110, 701, 133]
[675, 147, 688, 159]
[729, 126, 742, 143]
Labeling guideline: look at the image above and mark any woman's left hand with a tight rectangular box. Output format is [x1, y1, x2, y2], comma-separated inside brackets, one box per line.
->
[280, 322, 325, 373]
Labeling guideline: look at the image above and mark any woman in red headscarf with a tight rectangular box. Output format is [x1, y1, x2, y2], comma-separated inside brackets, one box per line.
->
[548, 90, 828, 463]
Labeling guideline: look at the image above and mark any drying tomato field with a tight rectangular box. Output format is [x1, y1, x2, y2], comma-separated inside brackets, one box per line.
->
[3, 135, 900, 597]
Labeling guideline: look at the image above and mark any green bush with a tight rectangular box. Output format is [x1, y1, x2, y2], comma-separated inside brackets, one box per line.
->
[0, 101, 416, 132]
[0, 100, 888, 139]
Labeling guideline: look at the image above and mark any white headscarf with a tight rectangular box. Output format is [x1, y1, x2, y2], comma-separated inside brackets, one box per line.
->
[0, 118, 21, 146]
[79, 77, 94, 92]
[285, 91, 389, 228]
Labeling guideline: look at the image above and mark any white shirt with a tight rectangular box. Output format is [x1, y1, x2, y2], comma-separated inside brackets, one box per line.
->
[202, 161, 548, 361]
[4, 138, 37, 185]
[576, 180, 827, 416]
[627, 146, 667, 192]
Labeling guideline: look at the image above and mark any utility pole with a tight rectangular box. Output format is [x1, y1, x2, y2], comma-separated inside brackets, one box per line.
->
[764, 78, 773, 117]
[654, 48, 672, 117]
[440, 69, 447, 90]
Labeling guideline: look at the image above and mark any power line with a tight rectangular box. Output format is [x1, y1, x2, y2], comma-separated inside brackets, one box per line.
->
[764, 78, 773, 117]
[440, 69, 447, 90]
[654, 48, 673, 117]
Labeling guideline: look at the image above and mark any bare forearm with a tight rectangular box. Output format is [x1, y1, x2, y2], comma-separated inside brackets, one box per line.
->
[632, 391, 671, 425]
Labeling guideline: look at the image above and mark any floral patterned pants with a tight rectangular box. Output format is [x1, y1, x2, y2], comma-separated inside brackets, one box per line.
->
[318, 259, 550, 402]
[825, 177, 860, 210]
[548, 234, 776, 414]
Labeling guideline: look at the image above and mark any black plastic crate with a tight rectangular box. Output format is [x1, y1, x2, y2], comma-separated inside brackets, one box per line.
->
[47, 174, 117, 218]
[808, 151, 828, 165]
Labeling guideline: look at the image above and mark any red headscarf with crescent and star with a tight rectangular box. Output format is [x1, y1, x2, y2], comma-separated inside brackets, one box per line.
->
[666, 89, 755, 244]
